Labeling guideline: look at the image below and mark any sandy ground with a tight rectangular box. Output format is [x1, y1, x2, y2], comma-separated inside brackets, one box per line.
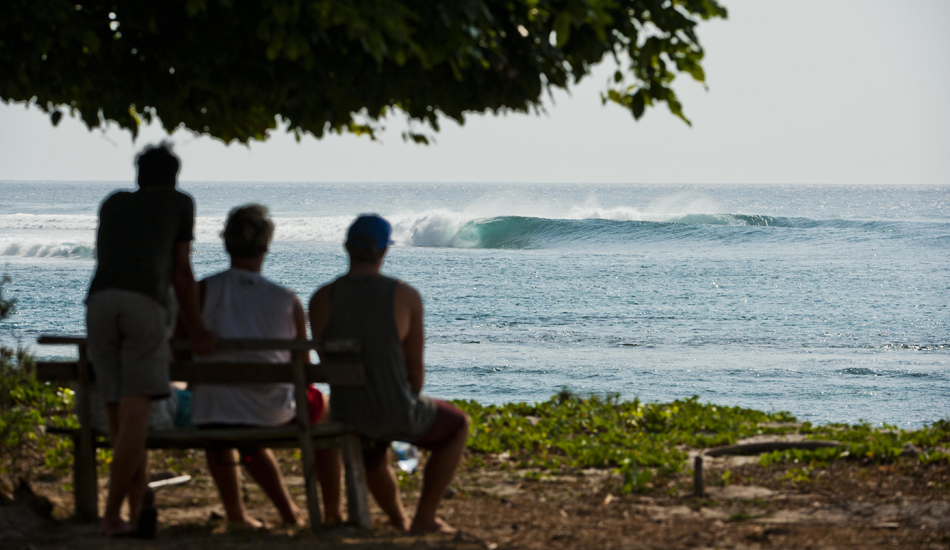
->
[3, 451, 950, 550]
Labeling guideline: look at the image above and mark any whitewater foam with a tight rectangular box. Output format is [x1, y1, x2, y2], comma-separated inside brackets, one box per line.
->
[0, 210, 795, 257]
[0, 205, 923, 257]
[1, 240, 94, 258]
[391, 210, 472, 248]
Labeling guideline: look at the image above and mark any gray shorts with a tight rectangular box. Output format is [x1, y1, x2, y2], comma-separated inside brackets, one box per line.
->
[86, 289, 174, 404]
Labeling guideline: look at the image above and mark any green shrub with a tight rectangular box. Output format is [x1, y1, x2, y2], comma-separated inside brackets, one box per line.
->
[0, 347, 78, 492]
[457, 392, 950, 494]
[454, 393, 797, 492]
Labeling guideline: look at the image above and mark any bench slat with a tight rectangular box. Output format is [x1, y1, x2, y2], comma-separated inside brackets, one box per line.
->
[35, 362, 83, 381]
[38, 335, 359, 353]
[170, 362, 365, 385]
[37, 361, 364, 385]
[37, 335, 87, 345]
[48, 424, 355, 450]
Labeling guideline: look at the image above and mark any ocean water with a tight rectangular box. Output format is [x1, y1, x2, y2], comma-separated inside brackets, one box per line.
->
[1, 182, 948, 427]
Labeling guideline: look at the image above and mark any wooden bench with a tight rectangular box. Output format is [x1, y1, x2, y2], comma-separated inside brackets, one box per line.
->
[35, 334, 371, 530]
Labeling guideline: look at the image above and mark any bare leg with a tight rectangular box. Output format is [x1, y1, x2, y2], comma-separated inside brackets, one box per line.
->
[410, 416, 470, 534]
[242, 449, 304, 526]
[366, 451, 409, 532]
[204, 449, 263, 528]
[314, 448, 343, 524]
[127, 453, 149, 522]
[101, 396, 151, 536]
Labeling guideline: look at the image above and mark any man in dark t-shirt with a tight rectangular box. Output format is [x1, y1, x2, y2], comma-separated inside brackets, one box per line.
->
[88, 186, 195, 309]
[86, 143, 215, 536]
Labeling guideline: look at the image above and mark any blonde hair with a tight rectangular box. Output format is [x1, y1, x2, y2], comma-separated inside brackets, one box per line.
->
[222, 204, 274, 258]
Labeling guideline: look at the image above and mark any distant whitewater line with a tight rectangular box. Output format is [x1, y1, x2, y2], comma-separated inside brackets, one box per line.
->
[1, 241, 94, 258]
[0, 211, 941, 257]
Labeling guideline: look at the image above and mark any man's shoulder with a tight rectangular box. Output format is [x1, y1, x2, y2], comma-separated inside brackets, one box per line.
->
[393, 278, 420, 294]
[210, 269, 293, 294]
[100, 190, 132, 208]
[102, 188, 193, 208]
[314, 280, 335, 293]
[393, 279, 422, 306]
[260, 275, 297, 301]
[158, 188, 195, 208]
[309, 280, 335, 307]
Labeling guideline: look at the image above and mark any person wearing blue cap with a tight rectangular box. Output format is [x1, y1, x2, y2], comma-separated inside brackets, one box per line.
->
[309, 214, 470, 534]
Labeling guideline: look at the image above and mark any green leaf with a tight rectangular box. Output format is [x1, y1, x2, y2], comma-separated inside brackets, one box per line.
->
[631, 91, 645, 120]
[553, 12, 572, 49]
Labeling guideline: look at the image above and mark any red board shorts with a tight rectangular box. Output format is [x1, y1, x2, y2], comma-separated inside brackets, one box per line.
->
[362, 399, 468, 471]
[304, 384, 326, 424]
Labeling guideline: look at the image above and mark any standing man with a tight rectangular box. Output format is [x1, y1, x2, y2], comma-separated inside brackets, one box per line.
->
[86, 142, 215, 536]
[309, 214, 469, 534]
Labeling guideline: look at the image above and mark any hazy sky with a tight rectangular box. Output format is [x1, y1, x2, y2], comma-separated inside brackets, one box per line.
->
[1, 0, 948, 184]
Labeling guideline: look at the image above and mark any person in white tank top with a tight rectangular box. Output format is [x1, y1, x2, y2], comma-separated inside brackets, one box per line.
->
[191, 268, 298, 426]
[190, 205, 342, 528]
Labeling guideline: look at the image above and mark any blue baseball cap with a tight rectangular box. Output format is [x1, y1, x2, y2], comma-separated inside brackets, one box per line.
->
[345, 214, 394, 250]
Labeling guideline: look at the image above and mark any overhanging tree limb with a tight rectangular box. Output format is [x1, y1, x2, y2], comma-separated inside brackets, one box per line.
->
[0, 0, 727, 143]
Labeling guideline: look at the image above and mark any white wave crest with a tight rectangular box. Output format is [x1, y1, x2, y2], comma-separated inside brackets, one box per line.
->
[391, 210, 472, 248]
[210, 210, 477, 248]
[565, 206, 646, 221]
[194, 215, 353, 243]
[1, 240, 94, 258]
[566, 192, 721, 223]
[0, 190, 727, 257]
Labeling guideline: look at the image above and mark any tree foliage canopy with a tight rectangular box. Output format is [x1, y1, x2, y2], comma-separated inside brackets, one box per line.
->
[1, 0, 726, 143]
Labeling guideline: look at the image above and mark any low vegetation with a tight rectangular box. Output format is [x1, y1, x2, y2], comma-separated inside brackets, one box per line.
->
[0, 346, 77, 494]
[454, 390, 950, 494]
[3, 351, 950, 498]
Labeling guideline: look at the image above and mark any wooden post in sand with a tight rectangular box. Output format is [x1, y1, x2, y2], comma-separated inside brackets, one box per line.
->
[693, 455, 704, 497]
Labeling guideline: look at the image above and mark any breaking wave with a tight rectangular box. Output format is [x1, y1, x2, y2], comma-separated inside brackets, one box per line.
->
[1, 241, 94, 258]
[0, 210, 941, 254]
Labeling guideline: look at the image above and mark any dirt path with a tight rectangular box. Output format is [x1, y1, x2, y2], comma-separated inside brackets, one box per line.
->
[4, 456, 950, 550]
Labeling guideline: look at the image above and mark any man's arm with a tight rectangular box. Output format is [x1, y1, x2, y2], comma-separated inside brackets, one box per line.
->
[171, 241, 215, 355]
[293, 297, 308, 340]
[397, 284, 425, 395]
[292, 297, 312, 365]
[308, 285, 332, 362]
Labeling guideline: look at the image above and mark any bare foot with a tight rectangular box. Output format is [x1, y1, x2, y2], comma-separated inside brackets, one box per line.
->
[228, 516, 265, 530]
[100, 518, 134, 536]
[280, 509, 306, 528]
[410, 516, 457, 535]
[388, 513, 410, 532]
[323, 515, 344, 529]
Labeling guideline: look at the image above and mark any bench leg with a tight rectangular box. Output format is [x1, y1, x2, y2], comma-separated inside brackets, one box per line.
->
[300, 443, 322, 531]
[75, 346, 98, 521]
[291, 354, 323, 531]
[341, 433, 371, 529]
[73, 431, 98, 521]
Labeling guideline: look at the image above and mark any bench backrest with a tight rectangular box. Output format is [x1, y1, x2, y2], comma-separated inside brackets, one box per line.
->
[35, 336, 364, 386]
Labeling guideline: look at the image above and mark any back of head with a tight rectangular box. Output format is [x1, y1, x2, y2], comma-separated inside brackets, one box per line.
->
[222, 204, 274, 258]
[345, 214, 393, 264]
[135, 142, 180, 188]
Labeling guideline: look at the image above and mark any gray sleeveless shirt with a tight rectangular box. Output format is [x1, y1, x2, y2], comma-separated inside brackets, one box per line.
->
[322, 275, 437, 440]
